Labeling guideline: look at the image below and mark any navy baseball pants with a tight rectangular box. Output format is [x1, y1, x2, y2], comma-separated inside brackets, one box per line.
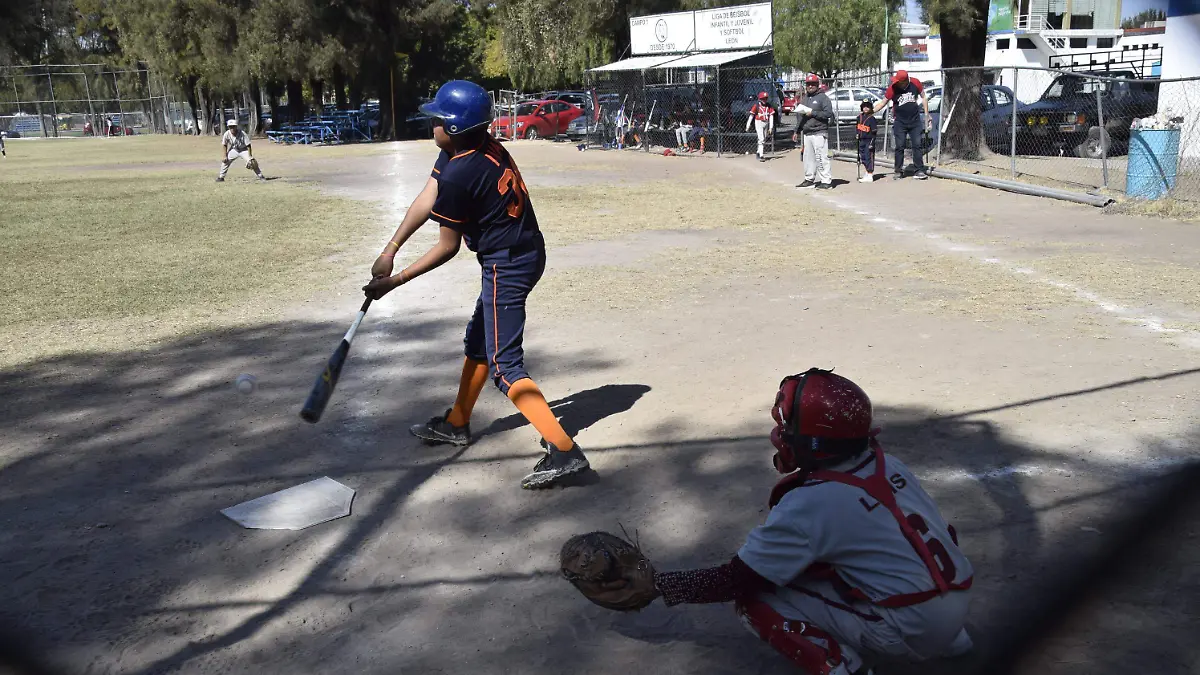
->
[465, 238, 546, 395]
[893, 119, 926, 174]
[858, 138, 875, 173]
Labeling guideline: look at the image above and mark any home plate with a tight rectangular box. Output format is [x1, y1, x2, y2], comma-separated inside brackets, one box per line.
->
[221, 477, 355, 530]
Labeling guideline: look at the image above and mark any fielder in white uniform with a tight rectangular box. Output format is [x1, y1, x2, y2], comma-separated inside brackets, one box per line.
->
[745, 92, 775, 162]
[648, 368, 973, 675]
[217, 119, 265, 182]
[1, 131, 6, 157]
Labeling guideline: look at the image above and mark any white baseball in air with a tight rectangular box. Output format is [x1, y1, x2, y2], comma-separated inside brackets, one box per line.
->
[235, 374, 258, 394]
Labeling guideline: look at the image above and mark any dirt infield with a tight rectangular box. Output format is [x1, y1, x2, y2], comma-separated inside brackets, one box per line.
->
[1, 138, 1198, 675]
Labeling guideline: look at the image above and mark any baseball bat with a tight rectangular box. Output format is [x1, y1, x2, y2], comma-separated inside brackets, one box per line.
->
[300, 298, 372, 423]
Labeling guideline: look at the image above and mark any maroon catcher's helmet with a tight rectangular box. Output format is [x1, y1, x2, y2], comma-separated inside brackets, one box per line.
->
[770, 368, 877, 474]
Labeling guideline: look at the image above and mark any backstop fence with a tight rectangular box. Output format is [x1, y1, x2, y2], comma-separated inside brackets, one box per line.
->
[0, 64, 184, 138]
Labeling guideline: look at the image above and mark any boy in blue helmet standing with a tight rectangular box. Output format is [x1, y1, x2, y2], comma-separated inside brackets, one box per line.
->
[363, 80, 590, 489]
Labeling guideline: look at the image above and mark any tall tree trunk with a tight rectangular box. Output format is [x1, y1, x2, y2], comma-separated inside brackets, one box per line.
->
[265, 80, 283, 127]
[348, 72, 364, 110]
[247, 78, 262, 135]
[185, 76, 201, 134]
[198, 86, 211, 135]
[377, 70, 394, 141]
[233, 95, 242, 132]
[937, 0, 989, 161]
[333, 66, 347, 110]
[310, 78, 325, 113]
[286, 79, 305, 122]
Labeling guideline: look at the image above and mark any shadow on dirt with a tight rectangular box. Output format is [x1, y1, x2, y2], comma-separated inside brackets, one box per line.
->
[1, 325, 1197, 675]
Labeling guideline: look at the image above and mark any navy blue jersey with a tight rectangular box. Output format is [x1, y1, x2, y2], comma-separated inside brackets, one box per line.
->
[429, 139, 540, 255]
[855, 113, 878, 140]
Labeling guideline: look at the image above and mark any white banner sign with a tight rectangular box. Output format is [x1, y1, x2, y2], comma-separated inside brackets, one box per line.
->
[694, 2, 773, 52]
[630, 10, 697, 55]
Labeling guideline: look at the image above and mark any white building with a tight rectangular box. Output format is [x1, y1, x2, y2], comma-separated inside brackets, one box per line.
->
[884, 0, 1172, 101]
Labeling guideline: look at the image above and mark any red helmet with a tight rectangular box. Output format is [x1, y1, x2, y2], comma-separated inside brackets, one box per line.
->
[804, 73, 820, 85]
[769, 368, 876, 474]
[758, 91, 768, 100]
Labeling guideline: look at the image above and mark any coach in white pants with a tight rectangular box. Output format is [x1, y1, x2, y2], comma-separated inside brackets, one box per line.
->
[792, 74, 834, 190]
[217, 119, 265, 182]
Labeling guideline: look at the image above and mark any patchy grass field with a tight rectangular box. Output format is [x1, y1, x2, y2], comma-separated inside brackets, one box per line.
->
[0, 137, 381, 366]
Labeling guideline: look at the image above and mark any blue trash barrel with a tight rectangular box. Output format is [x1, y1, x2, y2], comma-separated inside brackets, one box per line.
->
[1126, 128, 1180, 200]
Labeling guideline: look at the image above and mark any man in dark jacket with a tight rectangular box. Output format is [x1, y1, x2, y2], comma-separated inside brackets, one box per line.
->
[791, 73, 835, 190]
[873, 70, 931, 179]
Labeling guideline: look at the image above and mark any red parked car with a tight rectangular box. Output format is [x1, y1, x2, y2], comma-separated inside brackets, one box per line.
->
[491, 99, 583, 140]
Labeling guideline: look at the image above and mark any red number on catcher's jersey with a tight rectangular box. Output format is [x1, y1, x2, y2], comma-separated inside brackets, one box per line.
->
[906, 513, 957, 584]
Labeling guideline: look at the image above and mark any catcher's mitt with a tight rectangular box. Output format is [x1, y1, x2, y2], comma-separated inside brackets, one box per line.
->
[560, 531, 658, 611]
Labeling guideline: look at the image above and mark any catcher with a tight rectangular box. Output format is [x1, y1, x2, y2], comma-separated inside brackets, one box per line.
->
[561, 368, 973, 675]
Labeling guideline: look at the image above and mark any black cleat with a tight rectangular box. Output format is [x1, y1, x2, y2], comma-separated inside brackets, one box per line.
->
[409, 409, 471, 446]
[815, 182, 832, 190]
[522, 443, 590, 489]
[215, 177, 225, 182]
[914, 169, 929, 180]
[796, 180, 815, 189]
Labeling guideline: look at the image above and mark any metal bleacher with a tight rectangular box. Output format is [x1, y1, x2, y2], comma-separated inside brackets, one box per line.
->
[266, 105, 376, 145]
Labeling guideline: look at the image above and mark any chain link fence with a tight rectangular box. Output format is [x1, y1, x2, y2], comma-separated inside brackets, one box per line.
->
[835, 66, 1200, 202]
[0, 64, 182, 138]
[569, 63, 1200, 203]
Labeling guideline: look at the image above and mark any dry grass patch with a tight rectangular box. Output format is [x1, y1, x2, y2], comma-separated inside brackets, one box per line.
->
[0, 140, 378, 366]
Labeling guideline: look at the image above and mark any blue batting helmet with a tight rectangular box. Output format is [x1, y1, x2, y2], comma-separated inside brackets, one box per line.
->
[419, 80, 492, 135]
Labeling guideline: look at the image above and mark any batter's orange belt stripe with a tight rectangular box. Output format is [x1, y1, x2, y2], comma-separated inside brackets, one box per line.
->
[491, 264, 512, 388]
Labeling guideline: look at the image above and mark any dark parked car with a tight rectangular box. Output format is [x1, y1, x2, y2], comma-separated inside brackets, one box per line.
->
[1016, 70, 1159, 158]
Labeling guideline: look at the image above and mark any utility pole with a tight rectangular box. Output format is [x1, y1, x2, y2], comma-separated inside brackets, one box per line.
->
[881, 2, 889, 73]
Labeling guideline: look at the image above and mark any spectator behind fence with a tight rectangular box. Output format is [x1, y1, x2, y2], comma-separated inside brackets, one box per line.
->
[873, 70, 931, 180]
[792, 74, 834, 190]
[856, 100, 878, 183]
[688, 119, 708, 154]
[673, 110, 693, 153]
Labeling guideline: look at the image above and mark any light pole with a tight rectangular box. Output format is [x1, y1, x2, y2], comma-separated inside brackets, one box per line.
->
[881, 2, 889, 73]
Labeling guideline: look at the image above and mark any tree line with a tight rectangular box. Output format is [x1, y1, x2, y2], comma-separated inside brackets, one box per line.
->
[1, 0, 991, 145]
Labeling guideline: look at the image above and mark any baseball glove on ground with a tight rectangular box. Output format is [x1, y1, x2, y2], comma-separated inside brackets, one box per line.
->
[560, 531, 658, 611]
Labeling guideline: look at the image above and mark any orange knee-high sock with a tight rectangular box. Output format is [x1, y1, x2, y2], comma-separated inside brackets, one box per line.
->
[506, 378, 574, 452]
[446, 358, 489, 427]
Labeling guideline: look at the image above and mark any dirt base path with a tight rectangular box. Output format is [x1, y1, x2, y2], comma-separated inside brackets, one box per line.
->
[2, 140, 1198, 675]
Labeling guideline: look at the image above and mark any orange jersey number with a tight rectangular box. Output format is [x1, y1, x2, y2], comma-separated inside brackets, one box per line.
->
[497, 167, 529, 218]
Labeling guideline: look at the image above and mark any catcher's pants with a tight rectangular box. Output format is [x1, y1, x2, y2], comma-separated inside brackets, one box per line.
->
[219, 149, 262, 179]
[741, 579, 972, 673]
[802, 133, 832, 185]
[754, 119, 770, 158]
[464, 236, 546, 395]
[675, 125, 692, 146]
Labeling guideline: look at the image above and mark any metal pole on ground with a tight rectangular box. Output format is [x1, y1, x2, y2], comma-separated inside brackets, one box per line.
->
[1096, 82, 1109, 188]
[1010, 67, 1019, 179]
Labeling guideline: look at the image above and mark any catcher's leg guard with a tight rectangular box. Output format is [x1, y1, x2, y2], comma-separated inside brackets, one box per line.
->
[736, 599, 849, 675]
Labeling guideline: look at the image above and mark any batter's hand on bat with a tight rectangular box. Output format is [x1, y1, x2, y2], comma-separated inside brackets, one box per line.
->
[371, 254, 394, 279]
[363, 274, 404, 300]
